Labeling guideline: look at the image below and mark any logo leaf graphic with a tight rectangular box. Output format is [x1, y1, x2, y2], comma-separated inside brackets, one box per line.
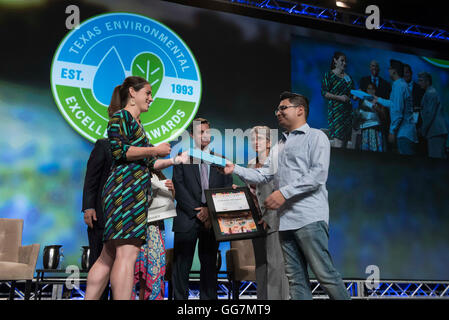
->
[131, 53, 164, 97]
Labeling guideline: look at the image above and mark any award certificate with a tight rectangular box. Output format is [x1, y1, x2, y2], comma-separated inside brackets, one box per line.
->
[212, 191, 250, 212]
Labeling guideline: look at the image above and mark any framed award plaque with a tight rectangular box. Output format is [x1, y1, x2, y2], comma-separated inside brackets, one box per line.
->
[205, 186, 266, 242]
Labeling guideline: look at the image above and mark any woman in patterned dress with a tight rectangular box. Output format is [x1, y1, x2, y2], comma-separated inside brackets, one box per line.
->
[321, 52, 355, 148]
[132, 170, 174, 300]
[85, 76, 187, 300]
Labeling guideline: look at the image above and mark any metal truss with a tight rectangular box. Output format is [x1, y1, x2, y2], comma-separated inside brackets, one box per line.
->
[363, 281, 449, 298]
[232, 280, 449, 299]
[212, 0, 449, 42]
[236, 281, 257, 298]
[306, 280, 449, 299]
[3, 279, 448, 300]
[187, 278, 234, 299]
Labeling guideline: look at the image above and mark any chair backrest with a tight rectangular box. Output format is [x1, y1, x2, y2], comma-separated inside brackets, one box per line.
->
[230, 239, 255, 267]
[0, 218, 23, 263]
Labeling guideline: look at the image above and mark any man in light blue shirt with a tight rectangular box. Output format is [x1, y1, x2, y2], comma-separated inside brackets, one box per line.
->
[223, 92, 350, 300]
[375, 59, 417, 155]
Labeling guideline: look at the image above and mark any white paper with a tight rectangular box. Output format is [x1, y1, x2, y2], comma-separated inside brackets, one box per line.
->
[147, 209, 176, 223]
[212, 191, 250, 212]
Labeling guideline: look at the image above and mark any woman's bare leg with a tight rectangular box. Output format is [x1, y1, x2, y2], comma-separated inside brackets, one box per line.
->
[85, 242, 115, 300]
[110, 239, 142, 300]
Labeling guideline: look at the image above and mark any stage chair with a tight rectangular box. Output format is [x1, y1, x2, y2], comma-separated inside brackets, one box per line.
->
[226, 239, 256, 300]
[0, 218, 40, 300]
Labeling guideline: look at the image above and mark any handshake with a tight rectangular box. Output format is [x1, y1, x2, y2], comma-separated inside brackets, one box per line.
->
[220, 161, 286, 210]
[221, 161, 235, 175]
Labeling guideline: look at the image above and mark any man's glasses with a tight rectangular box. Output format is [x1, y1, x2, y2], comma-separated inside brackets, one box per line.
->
[274, 104, 299, 115]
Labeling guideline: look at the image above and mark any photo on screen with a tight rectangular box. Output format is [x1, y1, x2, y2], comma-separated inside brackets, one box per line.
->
[291, 33, 449, 159]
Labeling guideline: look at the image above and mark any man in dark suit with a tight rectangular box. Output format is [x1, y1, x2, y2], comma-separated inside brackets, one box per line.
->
[403, 64, 425, 112]
[359, 60, 392, 99]
[172, 118, 233, 300]
[82, 138, 112, 300]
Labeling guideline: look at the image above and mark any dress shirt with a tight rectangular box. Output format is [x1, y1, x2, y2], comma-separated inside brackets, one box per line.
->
[196, 146, 210, 204]
[233, 123, 330, 231]
[377, 78, 417, 142]
[372, 76, 379, 88]
[196, 146, 210, 180]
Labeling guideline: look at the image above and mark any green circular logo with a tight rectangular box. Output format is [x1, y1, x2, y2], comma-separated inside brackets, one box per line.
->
[51, 12, 202, 144]
[422, 57, 449, 69]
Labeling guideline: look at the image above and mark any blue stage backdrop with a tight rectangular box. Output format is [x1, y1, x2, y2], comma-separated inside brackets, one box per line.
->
[0, 0, 448, 281]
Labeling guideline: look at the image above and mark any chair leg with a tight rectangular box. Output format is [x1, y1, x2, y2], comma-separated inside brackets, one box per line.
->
[9, 281, 16, 300]
[24, 280, 32, 300]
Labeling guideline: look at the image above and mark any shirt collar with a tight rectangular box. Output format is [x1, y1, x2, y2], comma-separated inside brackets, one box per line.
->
[282, 123, 310, 140]
[194, 145, 210, 153]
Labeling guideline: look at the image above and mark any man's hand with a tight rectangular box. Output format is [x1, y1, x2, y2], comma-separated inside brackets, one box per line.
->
[264, 190, 286, 210]
[83, 209, 97, 229]
[222, 161, 235, 175]
[195, 207, 209, 223]
[174, 150, 189, 165]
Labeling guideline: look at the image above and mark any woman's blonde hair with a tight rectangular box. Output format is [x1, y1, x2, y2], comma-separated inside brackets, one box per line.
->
[251, 126, 272, 142]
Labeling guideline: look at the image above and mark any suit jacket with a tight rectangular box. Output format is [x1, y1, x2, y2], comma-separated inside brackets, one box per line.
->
[421, 86, 448, 138]
[172, 154, 233, 233]
[411, 82, 425, 111]
[247, 158, 279, 234]
[359, 75, 391, 99]
[82, 139, 112, 229]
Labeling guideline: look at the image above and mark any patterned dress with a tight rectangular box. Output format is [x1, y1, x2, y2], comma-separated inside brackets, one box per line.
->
[361, 127, 386, 152]
[132, 221, 166, 300]
[321, 71, 355, 141]
[359, 101, 386, 152]
[102, 109, 156, 242]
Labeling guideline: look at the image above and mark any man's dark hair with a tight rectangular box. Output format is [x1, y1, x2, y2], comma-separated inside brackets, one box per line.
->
[403, 63, 412, 74]
[189, 117, 210, 134]
[418, 72, 433, 85]
[279, 91, 310, 120]
[390, 59, 404, 78]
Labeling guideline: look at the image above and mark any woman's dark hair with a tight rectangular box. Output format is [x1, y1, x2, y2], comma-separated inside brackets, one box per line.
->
[364, 82, 377, 93]
[108, 76, 149, 118]
[152, 169, 166, 181]
[330, 51, 346, 70]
